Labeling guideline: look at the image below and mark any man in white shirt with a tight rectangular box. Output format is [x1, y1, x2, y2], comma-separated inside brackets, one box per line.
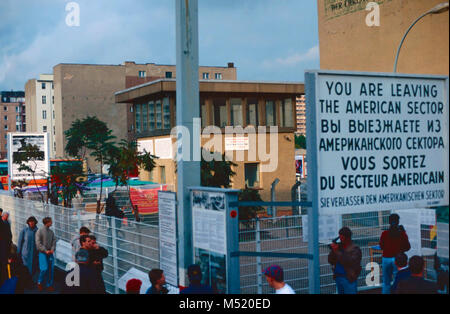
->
[263, 265, 295, 294]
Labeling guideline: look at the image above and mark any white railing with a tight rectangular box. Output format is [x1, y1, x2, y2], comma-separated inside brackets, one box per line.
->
[0, 193, 160, 294]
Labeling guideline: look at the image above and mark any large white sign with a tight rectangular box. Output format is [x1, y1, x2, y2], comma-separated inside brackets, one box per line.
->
[155, 138, 173, 159]
[306, 71, 449, 214]
[7, 133, 50, 180]
[158, 191, 178, 287]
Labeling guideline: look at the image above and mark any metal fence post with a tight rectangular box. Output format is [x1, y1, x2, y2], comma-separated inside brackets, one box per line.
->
[111, 217, 119, 294]
[256, 217, 262, 294]
[269, 179, 280, 217]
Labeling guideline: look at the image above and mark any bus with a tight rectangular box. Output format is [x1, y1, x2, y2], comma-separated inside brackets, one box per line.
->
[0, 159, 84, 190]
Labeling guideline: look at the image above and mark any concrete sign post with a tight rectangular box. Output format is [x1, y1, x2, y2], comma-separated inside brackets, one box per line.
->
[175, 0, 201, 287]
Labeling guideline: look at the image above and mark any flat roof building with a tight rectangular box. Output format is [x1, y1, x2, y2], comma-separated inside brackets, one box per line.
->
[116, 79, 304, 202]
[47, 61, 236, 170]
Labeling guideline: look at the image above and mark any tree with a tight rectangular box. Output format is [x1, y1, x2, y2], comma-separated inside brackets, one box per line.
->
[65, 116, 117, 213]
[13, 139, 47, 203]
[201, 150, 237, 188]
[238, 188, 264, 224]
[107, 140, 157, 219]
[50, 162, 86, 208]
[295, 134, 306, 149]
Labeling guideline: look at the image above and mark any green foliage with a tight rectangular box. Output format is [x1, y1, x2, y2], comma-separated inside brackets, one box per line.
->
[107, 140, 158, 188]
[64, 116, 117, 213]
[201, 150, 237, 188]
[51, 162, 85, 207]
[295, 134, 306, 149]
[238, 189, 263, 221]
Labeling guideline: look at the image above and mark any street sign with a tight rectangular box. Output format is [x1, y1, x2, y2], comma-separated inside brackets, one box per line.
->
[158, 191, 178, 287]
[7, 133, 50, 181]
[306, 71, 449, 215]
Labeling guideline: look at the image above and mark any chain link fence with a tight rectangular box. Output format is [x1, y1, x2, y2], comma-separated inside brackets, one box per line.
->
[238, 206, 446, 294]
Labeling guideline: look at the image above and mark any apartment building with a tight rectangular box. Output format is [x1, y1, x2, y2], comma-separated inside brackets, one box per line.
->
[0, 91, 26, 159]
[50, 61, 236, 171]
[295, 95, 306, 136]
[25, 74, 56, 157]
[115, 79, 304, 201]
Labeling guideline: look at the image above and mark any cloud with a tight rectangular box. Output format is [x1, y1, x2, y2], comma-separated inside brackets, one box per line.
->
[0, 0, 319, 89]
[262, 45, 320, 68]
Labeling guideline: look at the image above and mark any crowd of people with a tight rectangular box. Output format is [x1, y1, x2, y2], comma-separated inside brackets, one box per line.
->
[0, 209, 446, 295]
[327, 214, 442, 294]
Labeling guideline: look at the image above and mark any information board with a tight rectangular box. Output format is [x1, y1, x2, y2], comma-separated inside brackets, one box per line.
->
[158, 191, 178, 287]
[7, 133, 50, 180]
[306, 71, 449, 214]
[191, 190, 227, 294]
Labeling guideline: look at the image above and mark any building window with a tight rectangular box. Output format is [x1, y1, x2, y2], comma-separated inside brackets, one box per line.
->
[160, 166, 166, 184]
[230, 98, 243, 126]
[16, 116, 20, 122]
[54, 142, 56, 151]
[52, 96, 54, 104]
[165, 72, 173, 78]
[42, 110, 47, 119]
[53, 126, 55, 135]
[247, 98, 259, 126]
[41, 82, 46, 89]
[202, 73, 210, 80]
[163, 97, 171, 129]
[148, 101, 155, 131]
[52, 82, 54, 89]
[245, 163, 260, 188]
[4, 125, 7, 130]
[42, 96, 46, 104]
[53, 111, 55, 119]
[142, 103, 148, 132]
[135, 104, 141, 133]
[280, 98, 293, 127]
[16, 106, 19, 113]
[3, 106, 7, 111]
[265, 100, 276, 126]
[156, 100, 162, 129]
[3, 116, 7, 121]
[139, 71, 146, 78]
[212, 98, 227, 128]
[130, 106, 133, 113]
[43, 126, 47, 132]
[16, 125, 19, 131]
[215, 73, 223, 80]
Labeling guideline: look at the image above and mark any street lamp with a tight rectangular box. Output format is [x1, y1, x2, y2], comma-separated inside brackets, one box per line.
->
[393, 2, 449, 73]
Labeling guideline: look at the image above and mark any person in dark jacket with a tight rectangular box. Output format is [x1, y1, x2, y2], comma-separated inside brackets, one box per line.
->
[17, 217, 39, 275]
[391, 252, 411, 293]
[395, 255, 437, 294]
[0, 212, 12, 286]
[87, 235, 108, 292]
[328, 227, 362, 294]
[180, 264, 214, 295]
[63, 249, 106, 294]
[146, 269, 169, 294]
[379, 214, 411, 294]
[7, 244, 33, 293]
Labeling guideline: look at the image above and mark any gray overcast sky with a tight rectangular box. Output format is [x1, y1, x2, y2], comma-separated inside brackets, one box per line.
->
[0, 0, 319, 91]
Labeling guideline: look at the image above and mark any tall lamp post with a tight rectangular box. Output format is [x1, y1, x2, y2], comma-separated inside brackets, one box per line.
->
[393, 2, 449, 73]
